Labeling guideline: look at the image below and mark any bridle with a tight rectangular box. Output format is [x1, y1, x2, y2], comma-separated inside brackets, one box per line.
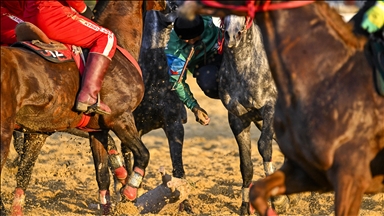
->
[200, 0, 315, 18]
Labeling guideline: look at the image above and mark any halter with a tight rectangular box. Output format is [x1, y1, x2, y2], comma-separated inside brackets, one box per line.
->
[200, 0, 315, 18]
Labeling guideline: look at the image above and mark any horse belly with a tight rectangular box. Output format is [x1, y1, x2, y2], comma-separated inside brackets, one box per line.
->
[16, 101, 82, 132]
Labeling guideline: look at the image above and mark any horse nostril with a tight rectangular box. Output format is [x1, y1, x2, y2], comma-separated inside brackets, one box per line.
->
[236, 32, 241, 40]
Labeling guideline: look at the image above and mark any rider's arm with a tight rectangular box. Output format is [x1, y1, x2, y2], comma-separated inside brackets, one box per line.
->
[166, 53, 199, 110]
[165, 33, 198, 110]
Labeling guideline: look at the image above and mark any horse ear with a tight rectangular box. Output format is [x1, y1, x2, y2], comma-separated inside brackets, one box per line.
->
[146, 0, 167, 12]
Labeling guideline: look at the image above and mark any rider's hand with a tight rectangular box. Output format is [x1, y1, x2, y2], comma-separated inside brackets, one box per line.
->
[81, 6, 95, 20]
[192, 105, 210, 126]
[361, 1, 384, 33]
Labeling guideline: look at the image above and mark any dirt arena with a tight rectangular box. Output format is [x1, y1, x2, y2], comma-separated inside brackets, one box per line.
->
[1, 77, 383, 216]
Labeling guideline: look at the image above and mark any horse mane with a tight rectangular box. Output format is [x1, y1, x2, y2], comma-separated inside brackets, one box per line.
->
[92, 0, 109, 22]
[90, 0, 144, 60]
[315, 1, 366, 50]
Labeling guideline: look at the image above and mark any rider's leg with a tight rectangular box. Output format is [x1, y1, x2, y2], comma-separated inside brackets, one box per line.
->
[75, 52, 112, 115]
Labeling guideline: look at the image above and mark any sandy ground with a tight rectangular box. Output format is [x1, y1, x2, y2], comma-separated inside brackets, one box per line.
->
[1, 78, 383, 216]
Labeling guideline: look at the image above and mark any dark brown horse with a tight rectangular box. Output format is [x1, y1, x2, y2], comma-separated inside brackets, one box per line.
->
[178, 0, 384, 215]
[0, 0, 168, 215]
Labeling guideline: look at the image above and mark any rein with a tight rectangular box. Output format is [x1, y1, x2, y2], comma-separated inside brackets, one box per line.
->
[200, 0, 315, 18]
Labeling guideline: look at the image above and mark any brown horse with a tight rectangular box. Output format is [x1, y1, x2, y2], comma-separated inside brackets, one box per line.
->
[0, 0, 168, 214]
[178, 0, 384, 215]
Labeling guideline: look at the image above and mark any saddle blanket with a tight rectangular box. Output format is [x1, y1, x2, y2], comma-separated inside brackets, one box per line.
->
[11, 40, 75, 63]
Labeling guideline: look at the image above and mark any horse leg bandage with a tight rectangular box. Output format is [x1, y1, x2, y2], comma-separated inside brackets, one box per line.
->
[108, 150, 127, 184]
[121, 167, 145, 201]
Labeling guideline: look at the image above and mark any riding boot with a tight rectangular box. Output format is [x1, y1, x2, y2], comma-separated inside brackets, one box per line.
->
[75, 53, 111, 115]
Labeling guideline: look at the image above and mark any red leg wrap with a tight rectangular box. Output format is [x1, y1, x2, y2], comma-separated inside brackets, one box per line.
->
[11, 188, 25, 216]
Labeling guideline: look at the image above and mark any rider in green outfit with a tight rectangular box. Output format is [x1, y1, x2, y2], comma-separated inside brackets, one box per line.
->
[165, 15, 223, 126]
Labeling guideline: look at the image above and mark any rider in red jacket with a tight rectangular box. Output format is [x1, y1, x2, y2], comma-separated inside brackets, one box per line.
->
[24, 0, 117, 115]
[1, 0, 25, 45]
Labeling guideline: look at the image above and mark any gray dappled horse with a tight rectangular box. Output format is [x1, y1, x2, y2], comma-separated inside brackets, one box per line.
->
[219, 15, 284, 214]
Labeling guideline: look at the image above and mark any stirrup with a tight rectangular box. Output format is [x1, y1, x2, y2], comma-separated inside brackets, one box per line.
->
[85, 93, 111, 115]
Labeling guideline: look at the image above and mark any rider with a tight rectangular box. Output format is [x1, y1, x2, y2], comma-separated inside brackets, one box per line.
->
[23, 0, 116, 115]
[165, 15, 223, 126]
[0, 0, 25, 45]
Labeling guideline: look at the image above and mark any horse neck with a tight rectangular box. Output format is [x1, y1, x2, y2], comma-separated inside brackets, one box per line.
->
[225, 22, 269, 73]
[255, 2, 366, 100]
[94, 1, 143, 60]
[141, 11, 173, 50]
[140, 11, 173, 81]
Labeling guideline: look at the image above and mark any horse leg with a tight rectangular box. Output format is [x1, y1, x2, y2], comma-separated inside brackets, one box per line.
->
[328, 143, 371, 216]
[11, 131, 24, 168]
[228, 112, 254, 215]
[253, 103, 275, 176]
[112, 112, 150, 202]
[1, 120, 14, 214]
[89, 131, 113, 215]
[104, 133, 125, 203]
[11, 133, 48, 216]
[249, 159, 328, 216]
[256, 103, 290, 212]
[163, 121, 194, 213]
[163, 122, 185, 178]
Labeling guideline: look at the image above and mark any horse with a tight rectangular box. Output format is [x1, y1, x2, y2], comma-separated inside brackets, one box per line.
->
[0, 0, 169, 215]
[178, 0, 384, 215]
[219, 15, 288, 214]
[135, 6, 187, 180]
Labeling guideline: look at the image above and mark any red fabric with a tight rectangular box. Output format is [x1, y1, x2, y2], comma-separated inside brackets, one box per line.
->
[24, 0, 86, 17]
[23, 0, 116, 58]
[116, 45, 142, 78]
[0, 0, 25, 17]
[1, 4, 24, 45]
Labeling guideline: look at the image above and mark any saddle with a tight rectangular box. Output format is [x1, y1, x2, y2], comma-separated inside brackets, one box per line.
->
[11, 22, 142, 77]
[11, 22, 80, 64]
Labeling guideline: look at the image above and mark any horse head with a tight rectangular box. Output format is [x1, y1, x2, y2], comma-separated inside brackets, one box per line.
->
[223, 15, 253, 48]
[159, 0, 183, 23]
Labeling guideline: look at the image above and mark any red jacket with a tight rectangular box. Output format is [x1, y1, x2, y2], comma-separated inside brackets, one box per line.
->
[24, 0, 87, 19]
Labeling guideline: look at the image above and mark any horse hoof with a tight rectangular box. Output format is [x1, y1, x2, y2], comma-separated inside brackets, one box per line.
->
[239, 201, 253, 215]
[88, 203, 112, 215]
[271, 195, 290, 214]
[179, 199, 194, 214]
[101, 203, 112, 216]
[121, 186, 138, 201]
